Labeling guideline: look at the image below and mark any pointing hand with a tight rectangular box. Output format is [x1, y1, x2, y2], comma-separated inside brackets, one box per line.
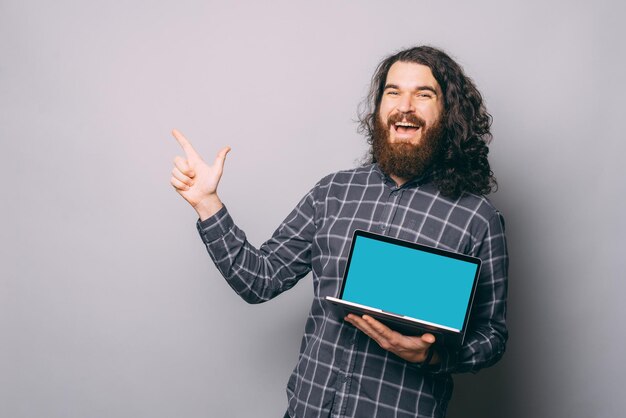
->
[170, 129, 231, 219]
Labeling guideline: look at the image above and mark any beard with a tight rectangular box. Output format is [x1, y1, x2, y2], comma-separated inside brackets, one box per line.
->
[372, 112, 444, 181]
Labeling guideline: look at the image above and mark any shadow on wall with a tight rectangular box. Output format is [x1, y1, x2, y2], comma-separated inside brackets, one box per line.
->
[447, 360, 513, 418]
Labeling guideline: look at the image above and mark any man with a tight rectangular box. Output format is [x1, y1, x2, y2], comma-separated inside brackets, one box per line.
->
[170, 46, 508, 418]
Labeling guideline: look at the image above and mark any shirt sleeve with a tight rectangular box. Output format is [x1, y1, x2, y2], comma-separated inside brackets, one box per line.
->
[426, 210, 509, 375]
[196, 186, 318, 304]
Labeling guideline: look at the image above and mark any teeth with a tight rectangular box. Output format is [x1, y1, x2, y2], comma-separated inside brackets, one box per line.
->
[395, 122, 418, 128]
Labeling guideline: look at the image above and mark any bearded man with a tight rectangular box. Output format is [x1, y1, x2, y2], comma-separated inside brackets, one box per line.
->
[170, 45, 508, 418]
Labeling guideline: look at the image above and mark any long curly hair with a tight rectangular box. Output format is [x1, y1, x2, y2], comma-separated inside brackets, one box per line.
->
[359, 45, 497, 198]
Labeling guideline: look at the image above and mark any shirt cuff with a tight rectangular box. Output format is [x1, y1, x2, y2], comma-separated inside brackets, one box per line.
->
[196, 205, 234, 243]
[425, 346, 459, 374]
[408, 345, 458, 375]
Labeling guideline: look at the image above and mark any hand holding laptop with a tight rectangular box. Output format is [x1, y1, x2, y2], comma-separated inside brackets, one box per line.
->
[345, 313, 438, 364]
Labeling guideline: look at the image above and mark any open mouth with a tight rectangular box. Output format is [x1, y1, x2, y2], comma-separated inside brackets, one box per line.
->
[393, 121, 421, 136]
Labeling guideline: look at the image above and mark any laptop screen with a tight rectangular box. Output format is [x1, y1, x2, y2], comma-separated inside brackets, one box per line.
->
[341, 232, 480, 331]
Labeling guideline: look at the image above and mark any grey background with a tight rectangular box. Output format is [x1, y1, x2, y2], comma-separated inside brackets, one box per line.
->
[1, 1, 625, 417]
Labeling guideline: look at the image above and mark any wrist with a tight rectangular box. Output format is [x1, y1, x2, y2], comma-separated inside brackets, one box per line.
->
[193, 194, 224, 221]
[418, 346, 435, 368]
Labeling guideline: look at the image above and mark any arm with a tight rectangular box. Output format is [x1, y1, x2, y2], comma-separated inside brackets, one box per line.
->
[432, 210, 508, 374]
[170, 129, 317, 303]
[196, 192, 317, 303]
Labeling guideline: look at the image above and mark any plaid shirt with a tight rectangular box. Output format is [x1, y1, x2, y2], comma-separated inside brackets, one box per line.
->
[197, 164, 508, 418]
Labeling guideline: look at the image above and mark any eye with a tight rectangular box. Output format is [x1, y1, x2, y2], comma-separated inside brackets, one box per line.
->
[385, 90, 399, 96]
[416, 92, 433, 99]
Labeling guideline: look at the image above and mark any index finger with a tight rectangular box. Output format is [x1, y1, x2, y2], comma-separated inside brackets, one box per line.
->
[362, 315, 396, 339]
[172, 129, 200, 159]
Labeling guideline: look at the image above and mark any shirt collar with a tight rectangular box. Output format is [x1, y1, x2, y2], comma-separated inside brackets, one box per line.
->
[372, 163, 434, 190]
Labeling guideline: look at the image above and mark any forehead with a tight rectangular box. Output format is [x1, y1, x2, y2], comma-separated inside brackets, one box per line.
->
[385, 61, 441, 92]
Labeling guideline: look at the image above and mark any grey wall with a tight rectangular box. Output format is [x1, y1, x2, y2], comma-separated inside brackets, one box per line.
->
[2, 1, 625, 417]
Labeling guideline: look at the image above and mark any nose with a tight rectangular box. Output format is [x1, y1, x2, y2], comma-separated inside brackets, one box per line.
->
[396, 93, 414, 113]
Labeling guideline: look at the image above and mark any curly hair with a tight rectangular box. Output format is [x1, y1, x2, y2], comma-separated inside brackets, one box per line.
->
[359, 45, 497, 199]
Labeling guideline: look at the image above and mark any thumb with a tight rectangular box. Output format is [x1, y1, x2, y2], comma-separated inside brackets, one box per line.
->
[421, 333, 436, 345]
[213, 146, 231, 170]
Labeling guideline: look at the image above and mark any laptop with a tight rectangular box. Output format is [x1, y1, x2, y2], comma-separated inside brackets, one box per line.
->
[325, 230, 482, 348]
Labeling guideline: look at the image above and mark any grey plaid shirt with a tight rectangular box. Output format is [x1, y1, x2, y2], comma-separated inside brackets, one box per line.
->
[197, 164, 508, 418]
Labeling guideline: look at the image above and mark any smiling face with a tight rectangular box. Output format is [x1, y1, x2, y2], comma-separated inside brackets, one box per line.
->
[372, 61, 446, 184]
[378, 61, 444, 145]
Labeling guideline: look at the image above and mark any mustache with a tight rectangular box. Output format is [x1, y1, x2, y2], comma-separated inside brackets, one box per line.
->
[387, 113, 426, 128]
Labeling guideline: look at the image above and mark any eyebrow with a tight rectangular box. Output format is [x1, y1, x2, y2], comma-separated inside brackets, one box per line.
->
[384, 84, 438, 95]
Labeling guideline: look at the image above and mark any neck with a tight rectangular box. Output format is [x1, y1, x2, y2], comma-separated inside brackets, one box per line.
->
[389, 174, 409, 187]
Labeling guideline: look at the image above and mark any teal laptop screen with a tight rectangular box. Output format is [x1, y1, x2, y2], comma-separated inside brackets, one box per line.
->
[342, 234, 479, 330]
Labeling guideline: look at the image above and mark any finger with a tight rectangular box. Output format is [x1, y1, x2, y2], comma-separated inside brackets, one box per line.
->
[172, 129, 201, 160]
[421, 333, 436, 345]
[362, 315, 434, 350]
[170, 176, 190, 191]
[345, 313, 370, 328]
[174, 156, 195, 177]
[347, 314, 384, 337]
[345, 314, 371, 334]
[171, 166, 193, 186]
[213, 146, 231, 171]
[346, 314, 387, 347]
[363, 315, 435, 346]
[362, 315, 396, 340]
